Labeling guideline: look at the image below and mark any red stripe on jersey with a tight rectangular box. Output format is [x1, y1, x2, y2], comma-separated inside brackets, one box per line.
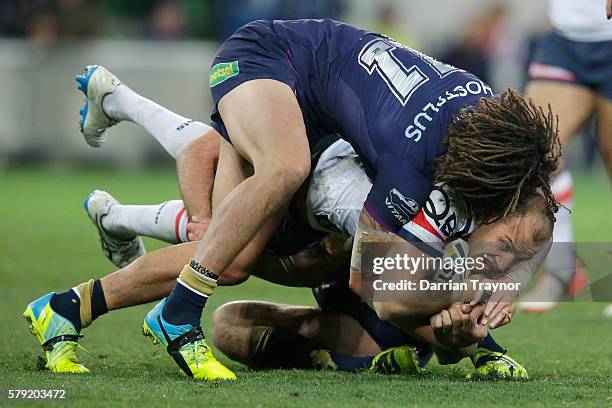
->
[175, 207, 187, 243]
[412, 210, 443, 240]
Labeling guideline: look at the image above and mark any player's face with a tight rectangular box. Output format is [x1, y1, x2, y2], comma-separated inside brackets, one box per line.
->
[467, 213, 543, 274]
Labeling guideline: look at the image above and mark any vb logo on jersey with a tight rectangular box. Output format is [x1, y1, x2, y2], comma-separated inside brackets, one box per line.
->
[386, 188, 420, 224]
[209, 61, 239, 87]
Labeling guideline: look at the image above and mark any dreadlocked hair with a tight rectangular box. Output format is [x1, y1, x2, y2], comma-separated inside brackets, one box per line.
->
[435, 89, 561, 223]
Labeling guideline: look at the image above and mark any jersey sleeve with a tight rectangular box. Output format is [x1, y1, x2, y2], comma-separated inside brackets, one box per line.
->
[363, 154, 433, 234]
[397, 184, 475, 256]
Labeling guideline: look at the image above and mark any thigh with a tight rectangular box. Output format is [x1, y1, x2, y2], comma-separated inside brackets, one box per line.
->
[525, 81, 596, 149]
[595, 95, 612, 178]
[217, 300, 381, 357]
[218, 79, 311, 172]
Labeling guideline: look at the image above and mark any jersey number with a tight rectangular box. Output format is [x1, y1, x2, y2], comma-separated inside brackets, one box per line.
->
[358, 39, 460, 106]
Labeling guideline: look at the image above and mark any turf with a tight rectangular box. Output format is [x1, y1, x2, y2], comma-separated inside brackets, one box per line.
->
[0, 167, 610, 407]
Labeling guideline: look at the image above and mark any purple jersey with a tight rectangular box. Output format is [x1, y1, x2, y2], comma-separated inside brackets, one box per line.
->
[209, 19, 494, 239]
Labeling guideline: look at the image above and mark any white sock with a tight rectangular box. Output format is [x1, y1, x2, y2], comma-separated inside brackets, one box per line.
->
[101, 200, 189, 243]
[546, 169, 575, 284]
[102, 85, 211, 158]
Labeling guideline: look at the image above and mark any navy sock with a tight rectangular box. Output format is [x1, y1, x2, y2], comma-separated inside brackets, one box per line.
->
[329, 352, 373, 372]
[478, 333, 505, 353]
[162, 281, 206, 327]
[91, 279, 108, 321]
[49, 289, 82, 332]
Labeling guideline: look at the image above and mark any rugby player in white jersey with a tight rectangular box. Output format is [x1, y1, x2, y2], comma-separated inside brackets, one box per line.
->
[520, 0, 612, 313]
[23, 69, 553, 379]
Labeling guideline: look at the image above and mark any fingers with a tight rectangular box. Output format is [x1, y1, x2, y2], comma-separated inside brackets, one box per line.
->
[506, 302, 517, 316]
[469, 304, 485, 323]
[481, 297, 500, 326]
[448, 305, 464, 335]
[483, 282, 516, 320]
[488, 312, 510, 329]
[482, 291, 512, 324]
[460, 309, 472, 335]
[186, 219, 211, 241]
[440, 310, 452, 334]
[488, 302, 511, 328]
[607, 0, 612, 19]
[430, 313, 443, 331]
[464, 304, 485, 340]
[469, 286, 484, 306]
[489, 302, 515, 329]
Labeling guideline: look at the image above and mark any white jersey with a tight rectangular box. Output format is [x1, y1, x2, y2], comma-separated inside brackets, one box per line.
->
[549, 0, 612, 42]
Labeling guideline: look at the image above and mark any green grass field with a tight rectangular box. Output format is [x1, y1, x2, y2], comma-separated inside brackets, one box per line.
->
[0, 167, 611, 407]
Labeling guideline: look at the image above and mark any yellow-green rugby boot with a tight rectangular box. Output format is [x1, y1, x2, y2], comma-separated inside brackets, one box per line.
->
[467, 348, 529, 380]
[23, 293, 89, 373]
[370, 345, 424, 375]
[142, 299, 236, 381]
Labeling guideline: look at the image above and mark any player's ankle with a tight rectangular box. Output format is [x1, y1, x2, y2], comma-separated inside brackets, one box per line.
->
[161, 279, 207, 327]
[161, 260, 218, 326]
[101, 84, 135, 122]
[49, 290, 82, 332]
[100, 205, 138, 240]
[477, 333, 505, 353]
[57, 279, 108, 331]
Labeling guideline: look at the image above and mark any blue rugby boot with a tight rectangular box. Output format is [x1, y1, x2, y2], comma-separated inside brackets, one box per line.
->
[142, 299, 236, 381]
[23, 293, 89, 373]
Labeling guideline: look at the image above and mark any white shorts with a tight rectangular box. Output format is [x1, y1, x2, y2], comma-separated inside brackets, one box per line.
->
[306, 139, 373, 237]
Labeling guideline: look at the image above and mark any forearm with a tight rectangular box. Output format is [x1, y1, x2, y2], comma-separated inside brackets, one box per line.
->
[373, 300, 450, 326]
[176, 129, 221, 220]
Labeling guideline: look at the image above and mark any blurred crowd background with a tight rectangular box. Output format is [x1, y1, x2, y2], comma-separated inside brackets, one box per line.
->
[0, 0, 602, 169]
